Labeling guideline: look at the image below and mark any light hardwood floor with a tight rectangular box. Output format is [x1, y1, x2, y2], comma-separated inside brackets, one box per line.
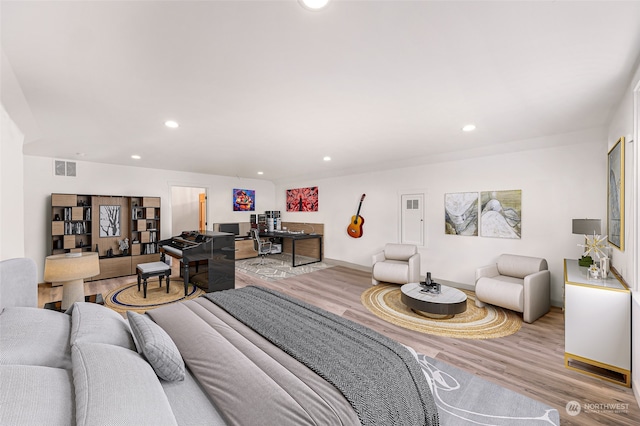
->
[38, 264, 639, 425]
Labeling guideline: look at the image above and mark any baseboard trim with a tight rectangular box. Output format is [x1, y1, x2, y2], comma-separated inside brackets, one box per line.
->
[324, 258, 371, 272]
[633, 292, 640, 407]
[322, 261, 561, 311]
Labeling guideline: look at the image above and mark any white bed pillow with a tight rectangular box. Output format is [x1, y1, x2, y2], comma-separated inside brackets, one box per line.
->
[70, 302, 135, 350]
[128, 311, 185, 381]
[72, 342, 178, 426]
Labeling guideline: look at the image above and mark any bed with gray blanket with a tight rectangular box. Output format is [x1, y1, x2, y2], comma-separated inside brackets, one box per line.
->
[1, 282, 439, 426]
[151, 286, 438, 426]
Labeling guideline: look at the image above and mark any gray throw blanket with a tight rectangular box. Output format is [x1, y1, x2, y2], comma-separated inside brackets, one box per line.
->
[206, 286, 439, 426]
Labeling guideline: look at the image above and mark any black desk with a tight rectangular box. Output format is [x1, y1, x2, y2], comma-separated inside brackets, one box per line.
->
[260, 232, 323, 267]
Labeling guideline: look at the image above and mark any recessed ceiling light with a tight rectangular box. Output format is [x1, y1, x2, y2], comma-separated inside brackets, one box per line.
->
[164, 120, 179, 128]
[257, 171, 264, 175]
[462, 124, 476, 132]
[131, 155, 141, 160]
[323, 156, 331, 161]
[299, 0, 330, 11]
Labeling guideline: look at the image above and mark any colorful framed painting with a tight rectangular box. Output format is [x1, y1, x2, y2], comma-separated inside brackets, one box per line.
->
[286, 186, 319, 212]
[607, 137, 624, 250]
[233, 189, 255, 211]
[479, 190, 521, 239]
[444, 192, 478, 236]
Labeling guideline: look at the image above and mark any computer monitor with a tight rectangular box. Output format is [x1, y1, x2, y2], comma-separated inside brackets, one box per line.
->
[218, 223, 240, 236]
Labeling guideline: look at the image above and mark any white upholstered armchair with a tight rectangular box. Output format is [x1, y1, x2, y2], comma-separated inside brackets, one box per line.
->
[475, 254, 550, 323]
[371, 244, 421, 285]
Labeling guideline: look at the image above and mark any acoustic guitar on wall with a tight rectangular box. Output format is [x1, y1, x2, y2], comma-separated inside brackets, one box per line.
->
[347, 194, 366, 238]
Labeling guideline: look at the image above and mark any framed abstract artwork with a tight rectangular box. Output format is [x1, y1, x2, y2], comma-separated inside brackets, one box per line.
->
[607, 137, 624, 250]
[233, 188, 255, 211]
[444, 192, 478, 236]
[286, 187, 318, 212]
[479, 190, 521, 239]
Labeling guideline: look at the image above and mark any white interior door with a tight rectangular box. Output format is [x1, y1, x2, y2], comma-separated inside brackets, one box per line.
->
[401, 193, 424, 246]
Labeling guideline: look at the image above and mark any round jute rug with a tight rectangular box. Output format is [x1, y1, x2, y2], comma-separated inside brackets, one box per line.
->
[361, 284, 522, 339]
[104, 279, 204, 314]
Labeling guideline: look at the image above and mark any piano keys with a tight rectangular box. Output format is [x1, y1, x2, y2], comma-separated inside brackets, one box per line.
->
[159, 231, 235, 294]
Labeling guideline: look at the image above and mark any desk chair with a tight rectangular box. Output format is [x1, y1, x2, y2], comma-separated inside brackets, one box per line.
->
[250, 229, 272, 265]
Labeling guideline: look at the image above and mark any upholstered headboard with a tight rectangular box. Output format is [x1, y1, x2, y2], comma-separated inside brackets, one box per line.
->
[0, 258, 38, 310]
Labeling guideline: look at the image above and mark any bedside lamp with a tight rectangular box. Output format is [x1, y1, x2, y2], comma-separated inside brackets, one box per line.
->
[44, 252, 100, 310]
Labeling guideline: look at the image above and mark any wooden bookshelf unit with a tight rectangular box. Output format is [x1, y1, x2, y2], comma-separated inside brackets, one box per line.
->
[50, 193, 162, 281]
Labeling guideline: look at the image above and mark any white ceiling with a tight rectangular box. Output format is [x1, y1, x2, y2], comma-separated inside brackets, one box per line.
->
[2, 0, 640, 183]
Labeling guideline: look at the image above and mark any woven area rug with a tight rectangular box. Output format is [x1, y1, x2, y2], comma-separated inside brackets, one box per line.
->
[104, 278, 204, 314]
[361, 284, 521, 339]
[410, 347, 560, 425]
[235, 253, 333, 281]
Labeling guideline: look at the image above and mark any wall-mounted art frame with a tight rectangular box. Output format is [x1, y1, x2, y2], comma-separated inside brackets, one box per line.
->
[444, 192, 478, 236]
[233, 188, 255, 211]
[607, 137, 624, 250]
[479, 190, 521, 239]
[99, 205, 121, 237]
[286, 186, 318, 212]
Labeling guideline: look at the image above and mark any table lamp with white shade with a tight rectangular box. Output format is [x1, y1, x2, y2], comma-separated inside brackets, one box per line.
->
[44, 252, 100, 310]
[572, 218, 610, 277]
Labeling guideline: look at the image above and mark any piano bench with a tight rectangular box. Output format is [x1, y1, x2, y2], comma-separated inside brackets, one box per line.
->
[136, 261, 171, 299]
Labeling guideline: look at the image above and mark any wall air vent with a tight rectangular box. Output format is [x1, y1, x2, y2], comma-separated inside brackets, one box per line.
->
[54, 160, 77, 177]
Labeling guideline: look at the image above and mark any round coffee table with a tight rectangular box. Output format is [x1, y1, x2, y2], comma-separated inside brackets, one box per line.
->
[400, 282, 467, 319]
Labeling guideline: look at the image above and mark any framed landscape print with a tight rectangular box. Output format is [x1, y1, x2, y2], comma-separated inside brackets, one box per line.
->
[99, 205, 121, 237]
[607, 137, 624, 250]
[444, 192, 478, 236]
[479, 190, 521, 239]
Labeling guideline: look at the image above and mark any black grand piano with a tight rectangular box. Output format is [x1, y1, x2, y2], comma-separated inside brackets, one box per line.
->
[159, 231, 235, 294]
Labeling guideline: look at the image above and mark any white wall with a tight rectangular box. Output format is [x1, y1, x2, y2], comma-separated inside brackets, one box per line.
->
[23, 156, 275, 280]
[171, 186, 205, 233]
[276, 128, 608, 307]
[0, 104, 25, 260]
[18, 123, 616, 309]
[607, 65, 639, 287]
[608, 60, 640, 405]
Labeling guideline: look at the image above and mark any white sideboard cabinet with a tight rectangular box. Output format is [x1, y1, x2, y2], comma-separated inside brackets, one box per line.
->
[564, 259, 631, 386]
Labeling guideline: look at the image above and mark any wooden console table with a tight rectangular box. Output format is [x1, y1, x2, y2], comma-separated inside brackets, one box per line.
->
[235, 238, 258, 260]
[229, 222, 324, 265]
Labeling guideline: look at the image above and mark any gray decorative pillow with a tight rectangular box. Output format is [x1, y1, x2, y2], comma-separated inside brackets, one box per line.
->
[127, 311, 185, 381]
